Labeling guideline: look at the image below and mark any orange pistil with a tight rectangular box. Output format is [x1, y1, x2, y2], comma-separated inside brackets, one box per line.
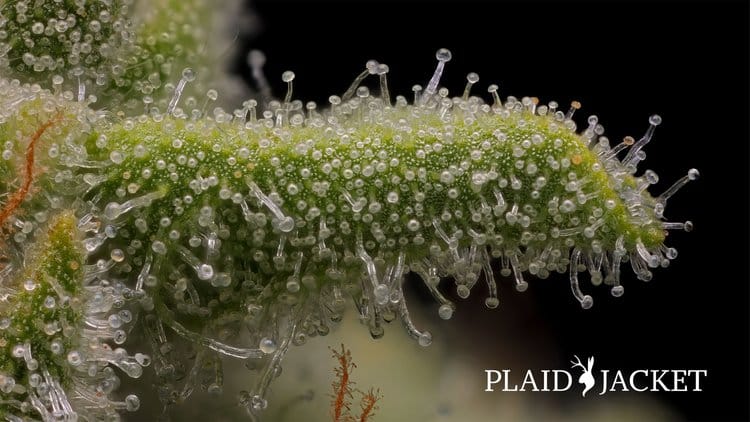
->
[358, 388, 381, 422]
[0, 111, 63, 228]
[330, 344, 382, 422]
[331, 344, 355, 422]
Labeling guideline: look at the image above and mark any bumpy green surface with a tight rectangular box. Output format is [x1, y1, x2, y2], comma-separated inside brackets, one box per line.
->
[0, 2, 691, 419]
[0, 0, 130, 83]
[0, 0, 241, 110]
[0, 212, 83, 403]
[91, 110, 661, 269]
[0, 62, 683, 418]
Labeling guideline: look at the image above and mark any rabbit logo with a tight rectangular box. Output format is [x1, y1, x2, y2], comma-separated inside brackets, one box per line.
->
[570, 355, 596, 397]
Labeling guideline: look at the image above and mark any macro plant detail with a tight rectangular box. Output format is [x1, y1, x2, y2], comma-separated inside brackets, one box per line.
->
[329, 345, 381, 422]
[0, 1, 698, 421]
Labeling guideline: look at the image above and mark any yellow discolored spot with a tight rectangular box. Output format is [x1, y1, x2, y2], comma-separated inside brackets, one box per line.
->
[571, 154, 582, 165]
[69, 261, 80, 270]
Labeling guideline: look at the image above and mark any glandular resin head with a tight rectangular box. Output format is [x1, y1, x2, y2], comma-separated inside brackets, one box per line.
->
[0, 45, 697, 420]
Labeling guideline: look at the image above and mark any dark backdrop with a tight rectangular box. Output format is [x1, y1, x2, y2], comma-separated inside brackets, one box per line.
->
[239, 1, 749, 420]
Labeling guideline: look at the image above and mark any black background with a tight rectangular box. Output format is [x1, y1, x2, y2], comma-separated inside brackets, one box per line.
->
[239, 1, 749, 421]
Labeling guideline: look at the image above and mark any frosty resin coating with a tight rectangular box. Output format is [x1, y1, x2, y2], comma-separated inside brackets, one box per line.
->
[0, 2, 697, 420]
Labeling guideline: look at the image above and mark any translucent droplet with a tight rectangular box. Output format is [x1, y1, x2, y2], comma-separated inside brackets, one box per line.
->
[373, 284, 389, 305]
[181, 68, 196, 82]
[438, 304, 453, 320]
[277, 216, 295, 233]
[212, 272, 231, 287]
[103, 202, 121, 220]
[108, 314, 122, 328]
[113, 329, 127, 344]
[259, 338, 277, 354]
[109, 150, 124, 164]
[515, 281, 529, 292]
[485, 297, 499, 309]
[435, 48, 452, 62]
[119, 310, 133, 323]
[49, 339, 64, 355]
[189, 236, 202, 247]
[286, 279, 300, 293]
[611, 286, 625, 297]
[197, 264, 214, 280]
[11, 344, 25, 357]
[29, 373, 42, 387]
[151, 240, 167, 255]
[105, 225, 118, 238]
[110, 249, 125, 262]
[0, 376, 15, 394]
[23, 279, 36, 291]
[67, 351, 83, 366]
[281, 71, 295, 82]
[581, 295, 594, 309]
[418, 332, 433, 347]
[125, 394, 140, 412]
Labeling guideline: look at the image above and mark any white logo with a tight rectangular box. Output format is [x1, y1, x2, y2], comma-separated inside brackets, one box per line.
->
[484, 356, 707, 396]
[570, 355, 595, 397]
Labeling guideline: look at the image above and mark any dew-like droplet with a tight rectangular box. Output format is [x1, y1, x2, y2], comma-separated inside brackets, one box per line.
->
[110, 248, 125, 262]
[418, 331, 433, 347]
[438, 304, 453, 320]
[259, 338, 277, 354]
[281, 71, 295, 83]
[125, 394, 140, 412]
[67, 351, 83, 366]
[277, 216, 295, 232]
[151, 240, 167, 255]
[182, 68, 196, 82]
[435, 48, 452, 62]
[581, 295, 594, 309]
[23, 279, 36, 291]
[197, 264, 214, 280]
[485, 297, 500, 309]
